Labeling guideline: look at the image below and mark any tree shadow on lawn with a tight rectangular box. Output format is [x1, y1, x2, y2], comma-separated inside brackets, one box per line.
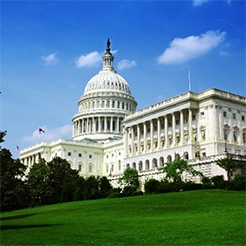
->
[0, 213, 38, 221]
[1, 223, 64, 231]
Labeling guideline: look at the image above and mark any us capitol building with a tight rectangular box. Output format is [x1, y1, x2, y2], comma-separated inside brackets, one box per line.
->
[20, 40, 246, 187]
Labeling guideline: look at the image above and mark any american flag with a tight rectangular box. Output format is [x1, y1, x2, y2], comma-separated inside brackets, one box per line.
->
[39, 128, 45, 134]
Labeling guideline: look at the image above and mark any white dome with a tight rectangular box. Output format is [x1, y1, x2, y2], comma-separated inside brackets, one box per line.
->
[84, 70, 131, 95]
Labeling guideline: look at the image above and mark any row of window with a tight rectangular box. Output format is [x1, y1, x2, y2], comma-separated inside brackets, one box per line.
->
[79, 99, 135, 111]
[67, 152, 92, 158]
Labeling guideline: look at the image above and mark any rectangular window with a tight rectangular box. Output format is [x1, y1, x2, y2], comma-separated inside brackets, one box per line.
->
[224, 129, 228, 141]
[233, 113, 236, 120]
[68, 152, 71, 156]
[78, 153, 82, 157]
[243, 133, 246, 144]
[242, 116, 245, 121]
[223, 111, 227, 117]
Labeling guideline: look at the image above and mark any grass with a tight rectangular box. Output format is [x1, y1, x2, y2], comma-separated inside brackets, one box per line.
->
[0, 190, 245, 246]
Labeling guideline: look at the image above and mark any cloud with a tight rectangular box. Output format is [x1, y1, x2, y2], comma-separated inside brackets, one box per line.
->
[157, 30, 226, 65]
[193, 0, 232, 6]
[75, 51, 101, 68]
[117, 59, 137, 70]
[42, 52, 59, 66]
[23, 124, 72, 146]
[111, 49, 118, 55]
[193, 0, 210, 6]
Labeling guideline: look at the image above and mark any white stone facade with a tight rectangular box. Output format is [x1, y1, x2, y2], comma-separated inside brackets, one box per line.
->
[19, 41, 246, 186]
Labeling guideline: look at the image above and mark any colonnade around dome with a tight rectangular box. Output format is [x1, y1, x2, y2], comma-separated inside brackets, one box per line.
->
[73, 116, 124, 137]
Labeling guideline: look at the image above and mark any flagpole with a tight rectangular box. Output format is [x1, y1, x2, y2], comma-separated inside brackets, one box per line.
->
[188, 64, 191, 91]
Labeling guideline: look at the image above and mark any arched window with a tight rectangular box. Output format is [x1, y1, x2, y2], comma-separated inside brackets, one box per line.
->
[167, 155, 172, 163]
[152, 158, 157, 168]
[145, 160, 150, 170]
[159, 157, 164, 167]
[138, 161, 143, 171]
[183, 152, 189, 160]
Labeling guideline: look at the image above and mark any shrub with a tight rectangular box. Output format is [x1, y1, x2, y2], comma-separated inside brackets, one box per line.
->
[211, 175, 224, 188]
[183, 181, 202, 191]
[144, 179, 160, 194]
[157, 181, 184, 193]
[121, 185, 138, 197]
[108, 188, 122, 198]
[227, 174, 246, 191]
[201, 176, 211, 184]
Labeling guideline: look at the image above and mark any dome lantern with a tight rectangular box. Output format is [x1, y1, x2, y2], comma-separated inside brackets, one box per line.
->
[102, 38, 115, 71]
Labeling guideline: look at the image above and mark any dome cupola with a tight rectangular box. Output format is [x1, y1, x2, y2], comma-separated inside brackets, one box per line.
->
[72, 39, 137, 142]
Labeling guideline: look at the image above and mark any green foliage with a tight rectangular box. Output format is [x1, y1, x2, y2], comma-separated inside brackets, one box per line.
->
[227, 174, 246, 191]
[118, 168, 139, 187]
[73, 176, 85, 201]
[27, 157, 79, 205]
[216, 156, 244, 181]
[0, 148, 29, 211]
[159, 158, 203, 182]
[27, 159, 51, 206]
[144, 179, 160, 194]
[211, 175, 224, 188]
[201, 176, 211, 184]
[83, 176, 100, 200]
[0, 130, 7, 144]
[46, 157, 79, 204]
[98, 176, 112, 198]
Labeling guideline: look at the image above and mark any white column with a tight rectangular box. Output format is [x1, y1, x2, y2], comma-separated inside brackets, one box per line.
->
[172, 113, 176, 146]
[116, 117, 119, 133]
[157, 118, 161, 149]
[189, 109, 193, 143]
[131, 127, 134, 155]
[81, 119, 84, 133]
[110, 117, 113, 132]
[137, 124, 140, 154]
[98, 117, 101, 132]
[125, 127, 129, 156]
[144, 122, 147, 151]
[164, 116, 168, 148]
[150, 120, 153, 151]
[180, 110, 184, 144]
[104, 116, 107, 132]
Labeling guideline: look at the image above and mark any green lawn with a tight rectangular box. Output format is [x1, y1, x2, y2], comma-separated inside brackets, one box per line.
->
[1, 190, 245, 246]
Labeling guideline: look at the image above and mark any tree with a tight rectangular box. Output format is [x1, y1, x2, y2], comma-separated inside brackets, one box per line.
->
[27, 158, 51, 206]
[0, 148, 29, 211]
[99, 176, 112, 198]
[0, 130, 7, 144]
[216, 156, 244, 181]
[118, 168, 139, 187]
[159, 158, 203, 183]
[46, 157, 79, 204]
[83, 176, 100, 200]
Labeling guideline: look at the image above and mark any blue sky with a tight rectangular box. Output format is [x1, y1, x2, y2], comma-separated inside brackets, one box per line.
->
[1, 0, 245, 158]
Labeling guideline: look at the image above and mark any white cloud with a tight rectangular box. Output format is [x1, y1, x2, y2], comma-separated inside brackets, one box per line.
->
[111, 49, 118, 55]
[117, 59, 137, 70]
[157, 30, 226, 65]
[75, 51, 101, 68]
[193, 0, 210, 6]
[42, 52, 59, 66]
[193, 0, 232, 7]
[23, 124, 72, 146]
